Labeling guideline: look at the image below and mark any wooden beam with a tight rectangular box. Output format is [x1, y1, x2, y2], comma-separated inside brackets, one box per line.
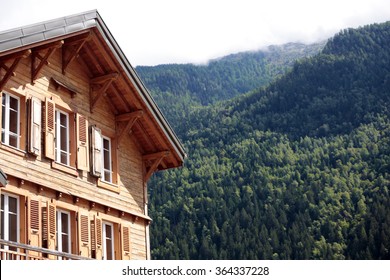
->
[62, 33, 91, 74]
[31, 40, 64, 84]
[143, 151, 170, 182]
[115, 110, 143, 122]
[90, 72, 118, 84]
[116, 110, 143, 144]
[89, 72, 118, 112]
[0, 49, 31, 91]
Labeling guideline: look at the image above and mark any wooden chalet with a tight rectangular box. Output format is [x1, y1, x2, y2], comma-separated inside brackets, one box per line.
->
[0, 10, 185, 260]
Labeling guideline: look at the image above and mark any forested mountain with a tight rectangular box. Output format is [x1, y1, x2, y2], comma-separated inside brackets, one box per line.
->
[136, 42, 324, 127]
[145, 22, 390, 260]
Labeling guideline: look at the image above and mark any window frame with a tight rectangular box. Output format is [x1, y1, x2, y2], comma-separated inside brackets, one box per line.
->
[0, 192, 20, 252]
[102, 221, 114, 260]
[55, 109, 70, 166]
[1, 91, 20, 149]
[56, 209, 71, 256]
[93, 128, 119, 193]
[101, 135, 113, 183]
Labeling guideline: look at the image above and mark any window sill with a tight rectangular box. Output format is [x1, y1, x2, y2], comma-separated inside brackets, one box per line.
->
[51, 161, 78, 177]
[97, 179, 120, 193]
[0, 143, 26, 157]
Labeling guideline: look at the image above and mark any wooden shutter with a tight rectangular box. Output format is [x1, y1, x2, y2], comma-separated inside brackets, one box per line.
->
[91, 125, 102, 177]
[27, 198, 41, 253]
[78, 211, 90, 257]
[76, 114, 89, 171]
[28, 97, 42, 155]
[0, 92, 2, 137]
[45, 98, 55, 160]
[91, 215, 103, 259]
[43, 201, 56, 258]
[121, 223, 131, 260]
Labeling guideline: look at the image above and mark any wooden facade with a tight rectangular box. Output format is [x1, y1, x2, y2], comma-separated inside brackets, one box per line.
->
[0, 10, 185, 260]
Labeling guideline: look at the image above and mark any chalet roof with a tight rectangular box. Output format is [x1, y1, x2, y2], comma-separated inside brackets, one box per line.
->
[0, 10, 186, 172]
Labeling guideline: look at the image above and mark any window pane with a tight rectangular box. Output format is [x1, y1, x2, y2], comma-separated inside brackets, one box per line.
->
[60, 151, 68, 164]
[8, 135, 18, 148]
[104, 150, 110, 169]
[9, 213, 17, 242]
[62, 234, 70, 253]
[0, 211, 4, 240]
[103, 138, 110, 150]
[105, 224, 112, 238]
[61, 213, 69, 234]
[8, 196, 17, 213]
[60, 126, 67, 150]
[9, 110, 18, 134]
[60, 112, 67, 127]
[9, 96, 18, 111]
[104, 171, 111, 182]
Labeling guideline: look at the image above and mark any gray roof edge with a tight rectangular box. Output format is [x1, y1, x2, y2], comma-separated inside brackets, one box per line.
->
[95, 12, 187, 161]
[0, 10, 98, 53]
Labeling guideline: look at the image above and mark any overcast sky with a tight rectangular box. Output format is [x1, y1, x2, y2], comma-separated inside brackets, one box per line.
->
[0, 0, 389, 66]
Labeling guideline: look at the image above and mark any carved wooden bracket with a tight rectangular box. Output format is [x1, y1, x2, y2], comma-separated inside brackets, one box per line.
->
[143, 151, 170, 182]
[31, 40, 64, 84]
[0, 49, 31, 90]
[90, 72, 118, 112]
[62, 32, 91, 74]
[115, 110, 144, 144]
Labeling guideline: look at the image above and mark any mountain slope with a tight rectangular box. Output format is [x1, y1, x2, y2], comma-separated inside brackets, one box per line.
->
[136, 42, 324, 128]
[148, 22, 390, 260]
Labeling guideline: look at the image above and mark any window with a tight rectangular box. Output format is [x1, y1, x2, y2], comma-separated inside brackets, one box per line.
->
[102, 221, 114, 260]
[1, 92, 20, 148]
[91, 126, 118, 191]
[102, 136, 112, 183]
[0, 193, 19, 251]
[56, 209, 71, 255]
[55, 110, 70, 165]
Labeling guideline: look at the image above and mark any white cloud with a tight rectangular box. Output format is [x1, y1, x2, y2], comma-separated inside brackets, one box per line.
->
[0, 0, 389, 65]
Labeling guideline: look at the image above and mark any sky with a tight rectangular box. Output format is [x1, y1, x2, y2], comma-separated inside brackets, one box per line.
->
[0, 0, 390, 66]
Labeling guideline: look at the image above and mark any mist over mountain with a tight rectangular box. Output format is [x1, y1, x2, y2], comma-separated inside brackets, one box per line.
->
[140, 22, 390, 260]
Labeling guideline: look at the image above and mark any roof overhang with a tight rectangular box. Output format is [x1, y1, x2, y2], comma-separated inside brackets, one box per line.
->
[0, 10, 186, 172]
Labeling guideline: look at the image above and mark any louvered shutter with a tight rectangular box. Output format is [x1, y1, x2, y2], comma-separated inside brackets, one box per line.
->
[76, 114, 89, 171]
[27, 197, 41, 256]
[78, 211, 90, 257]
[121, 223, 131, 259]
[45, 98, 55, 160]
[91, 216, 103, 260]
[91, 215, 103, 259]
[43, 201, 56, 258]
[29, 97, 42, 155]
[91, 125, 102, 177]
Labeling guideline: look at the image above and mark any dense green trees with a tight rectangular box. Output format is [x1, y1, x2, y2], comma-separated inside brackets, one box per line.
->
[140, 22, 390, 259]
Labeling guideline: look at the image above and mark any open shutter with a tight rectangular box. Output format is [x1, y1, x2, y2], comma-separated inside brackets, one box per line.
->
[27, 197, 41, 258]
[29, 97, 42, 155]
[76, 114, 89, 171]
[121, 223, 131, 260]
[42, 201, 56, 258]
[78, 211, 90, 257]
[91, 215, 103, 259]
[45, 98, 55, 160]
[91, 125, 102, 177]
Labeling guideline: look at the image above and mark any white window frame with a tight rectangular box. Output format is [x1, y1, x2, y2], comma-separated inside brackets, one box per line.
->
[101, 136, 112, 183]
[56, 209, 71, 256]
[0, 192, 20, 251]
[1, 92, 20, 148]
[55, 109, 70, 165]
[102, 221, 114, 260]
